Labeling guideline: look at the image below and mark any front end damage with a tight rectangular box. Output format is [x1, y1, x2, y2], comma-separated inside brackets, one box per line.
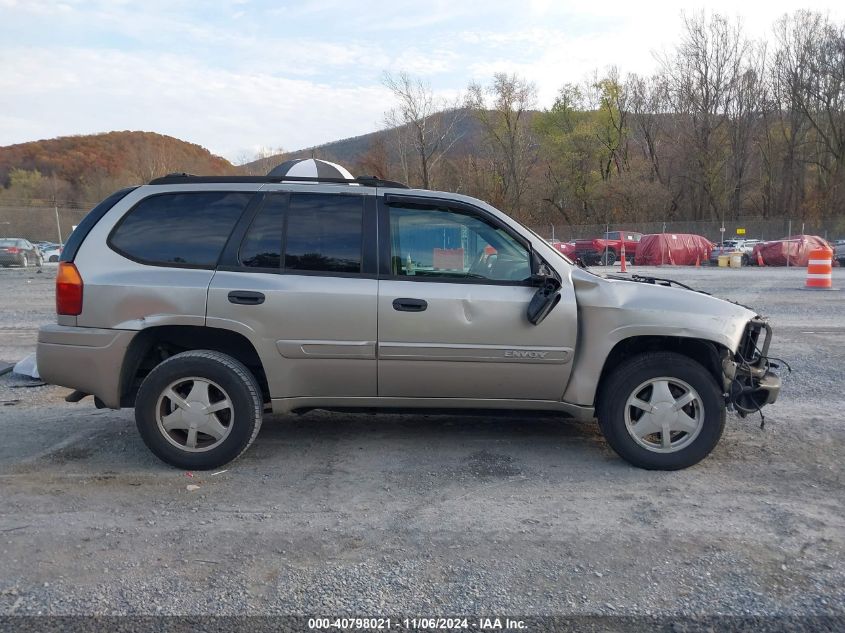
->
[722, 318, 782, 416]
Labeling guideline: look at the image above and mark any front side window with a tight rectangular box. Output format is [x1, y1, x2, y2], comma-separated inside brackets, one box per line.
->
[110, 192, 251, 267]
[284, 194, 363, 273]
[389, 205, 531, 282]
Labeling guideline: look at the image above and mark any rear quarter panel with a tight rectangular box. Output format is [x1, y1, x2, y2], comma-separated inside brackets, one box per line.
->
[71, 184, 264, 330]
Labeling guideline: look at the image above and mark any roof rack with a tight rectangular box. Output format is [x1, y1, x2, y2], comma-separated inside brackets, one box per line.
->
[148, 173, 409, 188]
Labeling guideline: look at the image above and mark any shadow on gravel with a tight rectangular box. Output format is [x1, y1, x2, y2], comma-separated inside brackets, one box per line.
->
[8, 409, 609, 477]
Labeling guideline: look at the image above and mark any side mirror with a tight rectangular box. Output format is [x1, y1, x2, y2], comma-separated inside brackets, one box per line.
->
[527, 275, 562, 325]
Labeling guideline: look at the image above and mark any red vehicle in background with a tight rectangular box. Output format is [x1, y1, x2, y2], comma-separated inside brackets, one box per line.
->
[549, 240, 577, 258]
[572, 231, 643, 265]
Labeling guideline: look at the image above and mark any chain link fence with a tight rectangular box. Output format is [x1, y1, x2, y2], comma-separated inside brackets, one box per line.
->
[0, 206, 94, 243]
[528, 218, 838, 245]
[1, 205, 840, 247]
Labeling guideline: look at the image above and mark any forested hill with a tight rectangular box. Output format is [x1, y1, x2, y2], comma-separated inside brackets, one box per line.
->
[0, 131, 235, 205]
[240, 108, 491, 176]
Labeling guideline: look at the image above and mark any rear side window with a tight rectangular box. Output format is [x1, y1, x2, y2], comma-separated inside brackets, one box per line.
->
[110, 192, 251, 267]
[240, 196, 283, 269]
[285, 194, 362, 273]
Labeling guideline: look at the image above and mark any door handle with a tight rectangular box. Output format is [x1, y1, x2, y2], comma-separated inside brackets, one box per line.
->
[228, 290, 265, 305]
[392, 298, 427, 312]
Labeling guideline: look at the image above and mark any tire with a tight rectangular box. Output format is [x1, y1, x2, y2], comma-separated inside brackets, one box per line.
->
[599, 250, 617, 266]
[596, 351, 725, 470]
[20, 255, 28, 268]
[741, 254, 750, 266]
[49, 255, 59, 263]
[135, 350, 263, 470]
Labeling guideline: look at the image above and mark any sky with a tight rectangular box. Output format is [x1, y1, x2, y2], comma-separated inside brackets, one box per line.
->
[1, 0, 844, 163]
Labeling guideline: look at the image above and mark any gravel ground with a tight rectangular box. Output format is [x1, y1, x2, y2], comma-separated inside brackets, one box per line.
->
[0, 264, 843, 624]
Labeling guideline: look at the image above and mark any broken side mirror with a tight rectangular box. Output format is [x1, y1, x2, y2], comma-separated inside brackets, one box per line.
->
[527, 273, 562, 325]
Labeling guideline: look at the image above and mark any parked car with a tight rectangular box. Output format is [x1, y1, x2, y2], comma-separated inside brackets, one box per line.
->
[833, 239, 845, 266]
[572, 231, 642, 265]
[37, 175, 780, 471]
[0, 238, 43, 267]
[41, 244, 62, 263]
[708, 239, 762, 266]
[635, 234, 714, 266]
[751, 235, 832, 267]
[549, 239, 576, 258]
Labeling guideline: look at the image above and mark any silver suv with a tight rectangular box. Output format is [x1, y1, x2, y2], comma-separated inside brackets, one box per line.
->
[37, 174, 780, 471]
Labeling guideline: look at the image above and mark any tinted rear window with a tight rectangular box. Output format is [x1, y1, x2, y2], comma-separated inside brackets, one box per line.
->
[240, 196, 283, 269]
[284, 194, 362, 273]
[110, 192, 252, 267]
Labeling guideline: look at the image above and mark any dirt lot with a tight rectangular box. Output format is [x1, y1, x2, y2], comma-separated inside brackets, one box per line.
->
[0, 264, 843, 622]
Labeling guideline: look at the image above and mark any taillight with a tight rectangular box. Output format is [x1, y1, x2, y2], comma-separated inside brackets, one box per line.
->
[56, 262, 83, 316]
[7, 247, 19, 254]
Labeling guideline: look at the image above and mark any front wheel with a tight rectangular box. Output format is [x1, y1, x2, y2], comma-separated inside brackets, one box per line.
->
[599, 250, 617, 266]
[596, 351, 725, 470]
[135, 350, 263, 469]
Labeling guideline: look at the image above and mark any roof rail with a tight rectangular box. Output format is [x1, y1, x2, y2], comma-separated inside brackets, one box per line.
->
[148, 173, 410, 188]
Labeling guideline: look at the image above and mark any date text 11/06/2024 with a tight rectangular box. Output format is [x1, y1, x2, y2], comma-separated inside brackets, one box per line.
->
[307, 617, 528, 630]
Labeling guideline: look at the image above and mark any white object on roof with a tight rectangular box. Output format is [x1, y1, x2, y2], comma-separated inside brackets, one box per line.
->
[267, 158, 355, 181]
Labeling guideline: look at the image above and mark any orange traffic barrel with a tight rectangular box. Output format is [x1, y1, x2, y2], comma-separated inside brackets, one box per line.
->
[805, 248, 834, 290]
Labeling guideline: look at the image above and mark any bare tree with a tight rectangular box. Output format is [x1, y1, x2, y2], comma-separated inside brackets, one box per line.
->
[355, 135, 391, 180]
[383, 71, 464, 189]
[239, 147, 285, 176]
[774, 11, 845, 223]
[660, 12, 753, 221]
[126, 139, 180, 183]
[726, 43, 767, 218]
[467, 73, 539, 216]
[627, 74, 669, 185]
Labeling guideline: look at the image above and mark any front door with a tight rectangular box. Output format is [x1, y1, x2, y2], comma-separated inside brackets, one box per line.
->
[376, 197, 577, 401]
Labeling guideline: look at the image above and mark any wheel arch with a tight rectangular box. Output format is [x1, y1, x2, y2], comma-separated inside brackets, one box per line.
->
[594, 335, 725, 408]
[119, 325, 270, 408]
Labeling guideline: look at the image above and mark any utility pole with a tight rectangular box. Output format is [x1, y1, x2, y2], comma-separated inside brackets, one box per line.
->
[787, 219, 792, 268]
[55, 204, 63, 245]
[51, 175, 63, 245]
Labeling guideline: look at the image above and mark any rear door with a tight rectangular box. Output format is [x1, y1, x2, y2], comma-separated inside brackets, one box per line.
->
[376, 195, 577, 401]
[206, 187, 379, 401]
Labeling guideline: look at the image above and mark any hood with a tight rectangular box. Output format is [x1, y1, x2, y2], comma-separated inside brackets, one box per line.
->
[569, 267, 757, 352]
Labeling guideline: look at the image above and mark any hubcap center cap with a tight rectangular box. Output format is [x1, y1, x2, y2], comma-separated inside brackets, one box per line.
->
[183, 400, 208, 426]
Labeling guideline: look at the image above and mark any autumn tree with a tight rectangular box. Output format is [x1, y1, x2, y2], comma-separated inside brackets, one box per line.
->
[467, 73, 539, 217]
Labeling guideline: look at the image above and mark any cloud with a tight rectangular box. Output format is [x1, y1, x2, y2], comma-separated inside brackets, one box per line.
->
[0, 47, 393, 161]
[3, 0, 845, 159]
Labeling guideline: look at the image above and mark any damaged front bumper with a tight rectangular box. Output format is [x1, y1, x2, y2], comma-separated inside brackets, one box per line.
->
[722, 318, 781, 415]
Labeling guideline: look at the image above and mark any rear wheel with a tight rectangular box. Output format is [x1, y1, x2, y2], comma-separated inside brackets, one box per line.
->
[597, 351, 725, 470]
[741, 254, 750, 266]
[135, 350, 263, 469]
[49, 255, 59, 263]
